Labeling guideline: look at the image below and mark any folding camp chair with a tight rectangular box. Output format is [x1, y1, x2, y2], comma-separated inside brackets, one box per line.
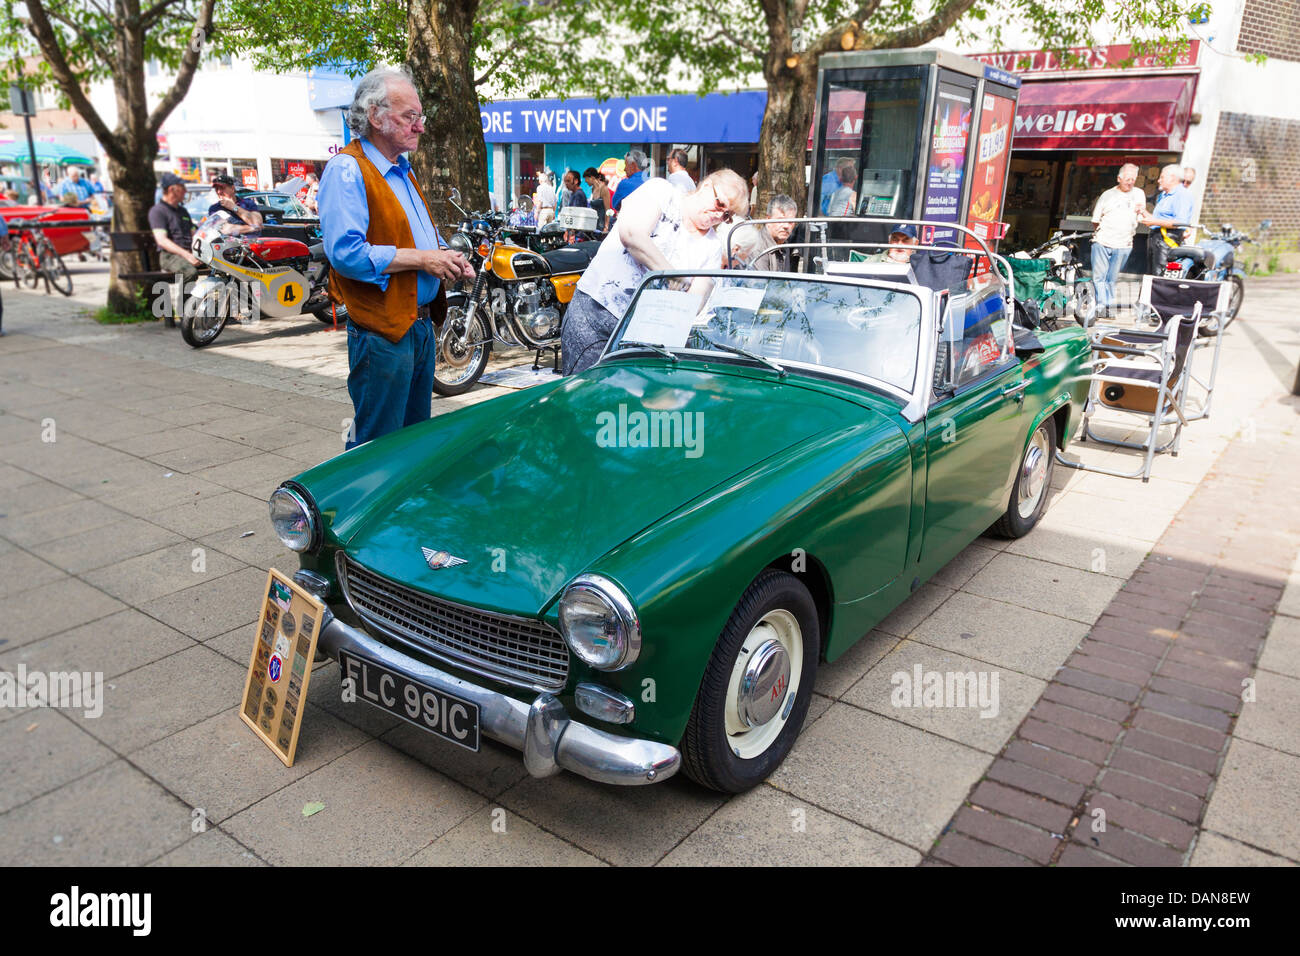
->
[1106, 276, 1230, 421]
[1056, 302, 1201, 482]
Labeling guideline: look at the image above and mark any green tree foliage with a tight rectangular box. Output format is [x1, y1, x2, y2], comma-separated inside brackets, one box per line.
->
[0, 0, 221, 310]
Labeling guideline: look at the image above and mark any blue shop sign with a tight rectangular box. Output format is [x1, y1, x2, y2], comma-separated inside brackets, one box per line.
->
[480, 92, 766, 144]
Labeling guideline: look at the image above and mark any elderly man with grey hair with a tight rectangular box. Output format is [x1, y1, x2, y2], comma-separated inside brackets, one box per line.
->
[611, 148, 649, 214]
[1089, 163, 1145, 317]
[727, 194, 798, 269]
[1140, 163, 1194, 276]
[318, 67, 474, 450]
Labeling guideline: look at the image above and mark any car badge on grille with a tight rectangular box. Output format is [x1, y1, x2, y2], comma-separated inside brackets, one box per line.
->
[422, 547, 467, 570]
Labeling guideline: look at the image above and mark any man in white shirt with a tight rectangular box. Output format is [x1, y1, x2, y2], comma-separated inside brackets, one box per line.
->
[666, 148, 695, 192]
[1090, 163, 1145, 317]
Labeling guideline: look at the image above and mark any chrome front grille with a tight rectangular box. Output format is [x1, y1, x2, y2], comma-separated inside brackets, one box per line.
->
[338, 555, 569, 692]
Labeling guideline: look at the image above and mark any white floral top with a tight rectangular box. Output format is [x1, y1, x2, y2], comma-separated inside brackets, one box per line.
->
[576, 178, 723, 318]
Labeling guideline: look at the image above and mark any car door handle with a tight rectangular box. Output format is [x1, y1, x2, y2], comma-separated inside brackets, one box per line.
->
[1001, 380, 1028, 400]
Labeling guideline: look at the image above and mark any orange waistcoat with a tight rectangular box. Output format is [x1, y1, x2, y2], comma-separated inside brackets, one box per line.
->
[327, 139, 445, 343]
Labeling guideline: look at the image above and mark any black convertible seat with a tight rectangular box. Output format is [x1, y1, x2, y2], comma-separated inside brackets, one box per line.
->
[544, 245, 597, 274]
[1168, 245, 1214, 269]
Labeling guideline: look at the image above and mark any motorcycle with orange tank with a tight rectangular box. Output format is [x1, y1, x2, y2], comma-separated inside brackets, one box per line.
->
[435, 189, 598, 395]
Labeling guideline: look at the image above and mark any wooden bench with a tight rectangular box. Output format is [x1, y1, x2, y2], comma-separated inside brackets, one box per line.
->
[111, 230, 208, 327]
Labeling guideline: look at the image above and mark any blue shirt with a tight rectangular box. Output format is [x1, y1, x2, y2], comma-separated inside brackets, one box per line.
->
[1151, 184, 1194, 231]
[318, 137, 446, 306]
[819, 169, 841, 215]
[60, 178, 92, 205]
[611, 170, 647, 212]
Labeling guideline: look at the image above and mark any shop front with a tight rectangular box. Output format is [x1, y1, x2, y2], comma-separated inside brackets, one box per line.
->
[479, 92, 766, 211]
[971, 43, 1200, 260]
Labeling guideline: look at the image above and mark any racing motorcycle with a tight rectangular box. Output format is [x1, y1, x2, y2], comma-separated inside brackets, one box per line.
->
[435, 189, 599, 395]
[1162, 220, 1268, 327]
[181, 212, 346, 348]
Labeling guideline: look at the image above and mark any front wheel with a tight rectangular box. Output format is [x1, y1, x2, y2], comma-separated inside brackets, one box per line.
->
[681, 569, 819, 793]
[432, 298, 491, 396]
[180, 282, 232, 348]
[991, 415, 1057, 538]
[1072, 279, 1096, 326]
[1223, 274, 1244, 328]
[42, 250, 73, 296]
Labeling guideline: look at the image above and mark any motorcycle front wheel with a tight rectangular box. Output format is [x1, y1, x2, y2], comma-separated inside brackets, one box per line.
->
[433, 299, 491, 396]
[181, 282, 232, 348]
[1224, 274, 1245, 327]
[1072, 279, 1097, 327]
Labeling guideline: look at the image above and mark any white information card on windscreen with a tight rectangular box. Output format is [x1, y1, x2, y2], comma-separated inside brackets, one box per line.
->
[622, 288, 701, 347]
[705, 285, 766, 313]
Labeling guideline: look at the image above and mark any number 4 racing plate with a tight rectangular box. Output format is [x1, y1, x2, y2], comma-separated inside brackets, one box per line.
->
[339, 650, 480, 752]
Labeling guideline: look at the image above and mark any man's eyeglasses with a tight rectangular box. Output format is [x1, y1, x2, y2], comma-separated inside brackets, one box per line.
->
[395, 110, 426, 128]
[709, 183, 735, 224]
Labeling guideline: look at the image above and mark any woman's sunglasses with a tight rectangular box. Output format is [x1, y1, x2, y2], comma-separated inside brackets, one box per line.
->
[709, 183, 735, 224]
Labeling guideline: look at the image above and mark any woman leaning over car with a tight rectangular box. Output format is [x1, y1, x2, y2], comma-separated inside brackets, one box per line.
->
[560, 168, 750, 375]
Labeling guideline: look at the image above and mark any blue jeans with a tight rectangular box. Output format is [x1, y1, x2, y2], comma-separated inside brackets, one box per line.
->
[1091, 242, 1131, 309]
[345, 317, 435, 450]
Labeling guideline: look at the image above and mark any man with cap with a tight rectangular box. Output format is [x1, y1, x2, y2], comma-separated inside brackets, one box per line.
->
[207, 174, 263, 236]
[148, 172, 202, 280]
[864, 223, 919, 263]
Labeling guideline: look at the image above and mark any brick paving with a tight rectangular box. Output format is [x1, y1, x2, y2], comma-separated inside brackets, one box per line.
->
[930, 406, 1300, 866]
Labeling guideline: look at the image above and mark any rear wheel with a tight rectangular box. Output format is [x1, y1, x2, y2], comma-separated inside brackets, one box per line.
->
[991, 416, 1057, 538]
[41, 248, 73, 296]
[311, 299, 348, 325]
[433, 299, 491, 396]
[681, 570, 819, 793]
[15, 244, 39, 288]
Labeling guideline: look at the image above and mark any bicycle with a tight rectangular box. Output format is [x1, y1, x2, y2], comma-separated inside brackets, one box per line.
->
[6, 216, 74, 296]
[1008, 230, 1096, 328]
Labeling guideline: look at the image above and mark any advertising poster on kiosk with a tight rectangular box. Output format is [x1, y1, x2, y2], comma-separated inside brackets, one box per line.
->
[967, 91, 1017, 275]
[922, 85, 974, 243]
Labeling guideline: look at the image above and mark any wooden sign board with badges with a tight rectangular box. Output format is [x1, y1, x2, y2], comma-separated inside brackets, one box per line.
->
[239, 569, 325, 767]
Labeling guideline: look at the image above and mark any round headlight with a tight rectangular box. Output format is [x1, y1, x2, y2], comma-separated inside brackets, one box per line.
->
[269, 487, 317, 553]
[448, 233, 474, 257]
[558, 574, 641, 671]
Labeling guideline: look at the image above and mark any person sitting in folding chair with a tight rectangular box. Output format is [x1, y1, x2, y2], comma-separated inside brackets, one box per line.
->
[1058, 302, 1201, 482]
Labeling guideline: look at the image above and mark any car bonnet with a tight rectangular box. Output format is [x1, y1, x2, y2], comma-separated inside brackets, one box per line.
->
[335, 361, 875, 615]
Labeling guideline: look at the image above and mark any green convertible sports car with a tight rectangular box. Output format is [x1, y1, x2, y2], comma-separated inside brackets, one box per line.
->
[267, 250, 1091, 793]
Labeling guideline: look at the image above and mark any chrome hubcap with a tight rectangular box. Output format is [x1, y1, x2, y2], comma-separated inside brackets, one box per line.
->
[736, 638, 791, 728]
[724, 609, 803, 760]
[1017, 426, 1050, 518]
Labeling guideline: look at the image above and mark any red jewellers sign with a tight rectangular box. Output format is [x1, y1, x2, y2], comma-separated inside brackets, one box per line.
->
[1012, 75, 1198, 151]
[971, 41, 1200, 76]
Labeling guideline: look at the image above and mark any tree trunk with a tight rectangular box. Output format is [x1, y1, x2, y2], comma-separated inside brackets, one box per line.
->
[106, 147, 160, 314]
[756, 54, 818, 218]
[407, 0, 489, 231]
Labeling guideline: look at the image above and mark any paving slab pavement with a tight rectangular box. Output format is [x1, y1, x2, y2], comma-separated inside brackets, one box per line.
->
[1, 262, 1297, 865]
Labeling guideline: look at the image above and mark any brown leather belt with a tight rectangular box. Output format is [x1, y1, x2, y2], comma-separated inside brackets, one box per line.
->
[416, 301, 436, 320]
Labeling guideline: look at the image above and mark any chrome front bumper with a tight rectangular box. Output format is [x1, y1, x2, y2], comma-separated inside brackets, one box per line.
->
[317, 609, 680, 786]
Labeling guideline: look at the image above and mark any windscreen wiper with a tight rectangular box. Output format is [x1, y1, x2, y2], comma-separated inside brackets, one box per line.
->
[618, 340, 679, 363]
[698, 333, 787, 377]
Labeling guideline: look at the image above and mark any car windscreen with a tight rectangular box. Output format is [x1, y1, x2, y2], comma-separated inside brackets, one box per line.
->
[608, 274, 922, 393]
